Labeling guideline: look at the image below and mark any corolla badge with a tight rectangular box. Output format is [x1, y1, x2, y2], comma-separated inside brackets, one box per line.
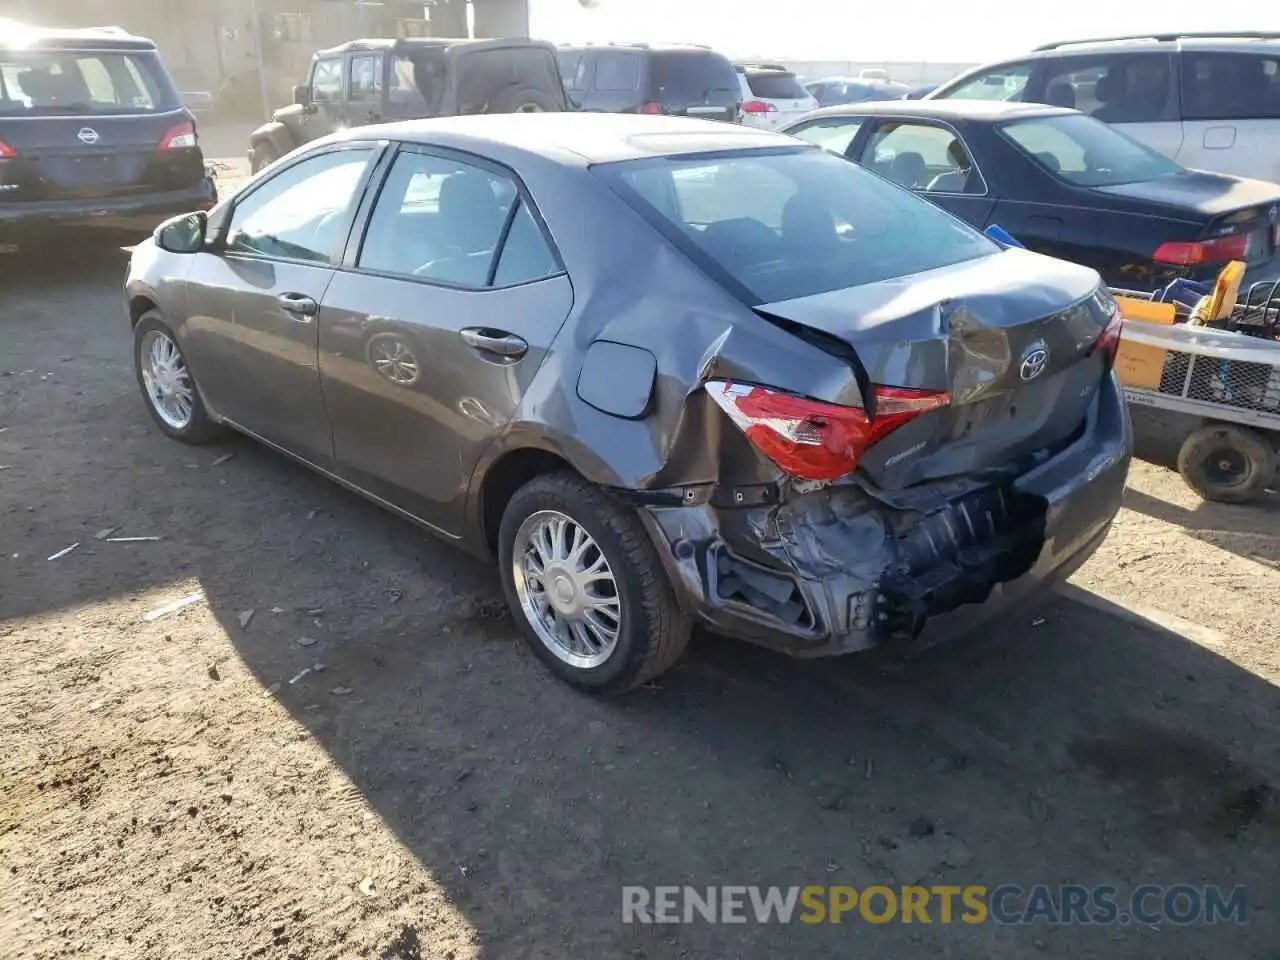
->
[77, 127, 100, 145]
[1019, 340, 1050, 382]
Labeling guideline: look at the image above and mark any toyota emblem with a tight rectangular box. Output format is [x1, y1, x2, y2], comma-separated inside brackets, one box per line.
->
[1019, 341, 1050, 382]
[77, 127, 100, 145]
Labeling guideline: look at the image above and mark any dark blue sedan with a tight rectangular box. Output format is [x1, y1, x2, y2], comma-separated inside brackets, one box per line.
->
[782, 100, 1280, 291]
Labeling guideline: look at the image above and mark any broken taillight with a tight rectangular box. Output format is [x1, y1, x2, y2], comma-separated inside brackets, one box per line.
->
[705, 380, 950, 482]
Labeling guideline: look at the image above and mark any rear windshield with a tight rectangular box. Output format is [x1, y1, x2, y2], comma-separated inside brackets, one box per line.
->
[650, 51, 740, 105]
[0, 48, 175, 115]
[595, 147, 996, 304]
[745, 71, 808, 100]
[1001, 112, 1182, 187]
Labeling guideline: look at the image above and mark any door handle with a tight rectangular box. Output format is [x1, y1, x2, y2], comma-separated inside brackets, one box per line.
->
[277, 292, 318, 319]
[460, 328, 528, 360]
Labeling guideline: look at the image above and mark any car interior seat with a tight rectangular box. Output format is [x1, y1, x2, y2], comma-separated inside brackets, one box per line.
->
[415, 170, 506, 285]
[1045, 82, 1077, 110]
[889, 150, 927, 188]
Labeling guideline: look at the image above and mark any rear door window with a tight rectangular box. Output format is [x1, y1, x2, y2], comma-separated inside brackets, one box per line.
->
[745, 71, 808, 100]
[0, 49, 170, 114]
[788, 117, 864, 155]
[348, 54, 382, 101]
[650, 52, 740, 105]
[594, 53, 642, 93]
[934, 62, 1035, 102]
[865, 121, 985, 194]
[1040, 53, 1175, 123]
[1181, 52, 1280, 120]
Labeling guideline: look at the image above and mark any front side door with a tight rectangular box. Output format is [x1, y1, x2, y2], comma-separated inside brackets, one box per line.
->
[318, 145, 572, 534]
[183, 145, 381, 464]
[344, 52, 384, 126]
[307, 56, 345, 140]
[855, 119, 996, 227]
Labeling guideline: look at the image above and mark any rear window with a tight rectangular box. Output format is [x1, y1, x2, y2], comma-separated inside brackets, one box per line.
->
[0, 48, 174, 115]
[1181, 52, 1280, 121]
[595, 147, 996, 304]
[650, 51, 740, 104]
[1001, 112, 1182, 187]
[745, 71, 808, 100]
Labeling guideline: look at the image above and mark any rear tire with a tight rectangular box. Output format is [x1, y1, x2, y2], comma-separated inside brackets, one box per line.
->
[498, 471, 691, 695]
[133, 312, 226, 445]
[1177, 424, 1275, 504]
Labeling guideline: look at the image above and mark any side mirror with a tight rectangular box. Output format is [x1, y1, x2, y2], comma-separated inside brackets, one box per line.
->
[293, 84, 312, 107]
[155, 211, 208, 254]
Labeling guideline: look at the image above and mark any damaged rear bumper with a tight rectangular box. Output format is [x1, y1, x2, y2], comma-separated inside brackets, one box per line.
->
[638, 372, 1132, 657]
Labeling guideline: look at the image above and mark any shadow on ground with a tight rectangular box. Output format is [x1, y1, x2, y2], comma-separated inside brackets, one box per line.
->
[3, 248, 1277, 959]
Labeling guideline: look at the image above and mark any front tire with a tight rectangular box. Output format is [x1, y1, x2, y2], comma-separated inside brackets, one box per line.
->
[498, 471, 691, 695]
[1177, 424, 1275, 504]
[250, 139, 280, 174]
[133, 312, 225, 445]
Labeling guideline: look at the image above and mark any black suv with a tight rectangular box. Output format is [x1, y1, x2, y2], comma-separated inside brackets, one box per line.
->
[249, 37, 569, 172]
[0, 24, 215, 249]
[556, 43, 741, 122]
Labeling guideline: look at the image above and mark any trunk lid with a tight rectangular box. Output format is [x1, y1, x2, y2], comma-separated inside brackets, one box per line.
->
[756, 248, 1113, 489]
[0, 109, 203, 202]
[1093, 170, 1280, 220]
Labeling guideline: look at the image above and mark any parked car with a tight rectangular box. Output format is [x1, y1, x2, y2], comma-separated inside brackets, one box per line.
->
[734, 62, 818, 129]
[925, 32, 1280, 183]
[0, 22, 216, 249]
[783, 100, 1280, 291]
[125, 113, 1130, 694]
[805, 76, 910, 106]
[168, 66, 216, 118]
[248, 37, 568, 172]
[556, 42, 740, 121]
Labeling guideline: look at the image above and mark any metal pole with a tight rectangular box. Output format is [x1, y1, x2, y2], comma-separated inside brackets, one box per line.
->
[357, 0, 365, 35]
[249, 0, 272, 121]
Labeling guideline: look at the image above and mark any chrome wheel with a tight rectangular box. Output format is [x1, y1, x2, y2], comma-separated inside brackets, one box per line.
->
[515, 102, 545, 113]
[368, 334, 420, 386]
[139, 329, 195, 430]
[511, 509, 622, 668]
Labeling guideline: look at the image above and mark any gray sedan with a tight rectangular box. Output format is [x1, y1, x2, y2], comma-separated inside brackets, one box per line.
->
[125, 113, 1131, 695]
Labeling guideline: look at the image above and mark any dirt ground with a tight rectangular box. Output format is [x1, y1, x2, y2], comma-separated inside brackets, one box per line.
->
[1, 152, 1279, 958]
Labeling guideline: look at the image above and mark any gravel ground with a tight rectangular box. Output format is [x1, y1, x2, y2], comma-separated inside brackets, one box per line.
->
[1, 150, 1278, 958]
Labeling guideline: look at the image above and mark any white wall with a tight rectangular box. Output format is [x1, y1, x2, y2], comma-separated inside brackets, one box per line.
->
[776, 60, 978, 86]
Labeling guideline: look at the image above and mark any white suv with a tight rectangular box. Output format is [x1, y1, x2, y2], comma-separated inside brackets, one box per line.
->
[734, 63, 818, 130]
[927, 33, 1280, 184]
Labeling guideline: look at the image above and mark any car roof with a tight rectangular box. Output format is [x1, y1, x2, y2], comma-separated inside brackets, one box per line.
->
[951, 33, 1280, 67]
[0, 20, 156, 51]
[316, 36, 551, 57]
[344, 113, 799, 165]
[801, 99, 1073, 122]
[557, 42, 724, 55]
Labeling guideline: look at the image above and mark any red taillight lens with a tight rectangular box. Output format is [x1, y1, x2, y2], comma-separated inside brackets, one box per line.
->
[705, 380, 949, 482]
[1152, 233, 1250, 266]
[159, 122, 198, 150]
[0, 140, 15, 158]
[639, 102, 662, 115]
[741, 100, 776, 114]
[1093, 304, 1124, 367]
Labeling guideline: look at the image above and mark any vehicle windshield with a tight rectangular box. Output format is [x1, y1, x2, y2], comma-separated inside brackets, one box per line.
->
[1000, 112, 1184, 187]
[0, 48, 173, 115]
[596, 146, 997, 304]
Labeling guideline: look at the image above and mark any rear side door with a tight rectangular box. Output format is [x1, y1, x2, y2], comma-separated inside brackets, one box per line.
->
[183, 144, 382, 464]
[318, 145, 572, 535]
[0, 45, 203, 201]
[854, 118, 996, 227]
[344, 52, 384, 126]
[1178, 50, 1280, 182]
[1038, 51, 1183, 160]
